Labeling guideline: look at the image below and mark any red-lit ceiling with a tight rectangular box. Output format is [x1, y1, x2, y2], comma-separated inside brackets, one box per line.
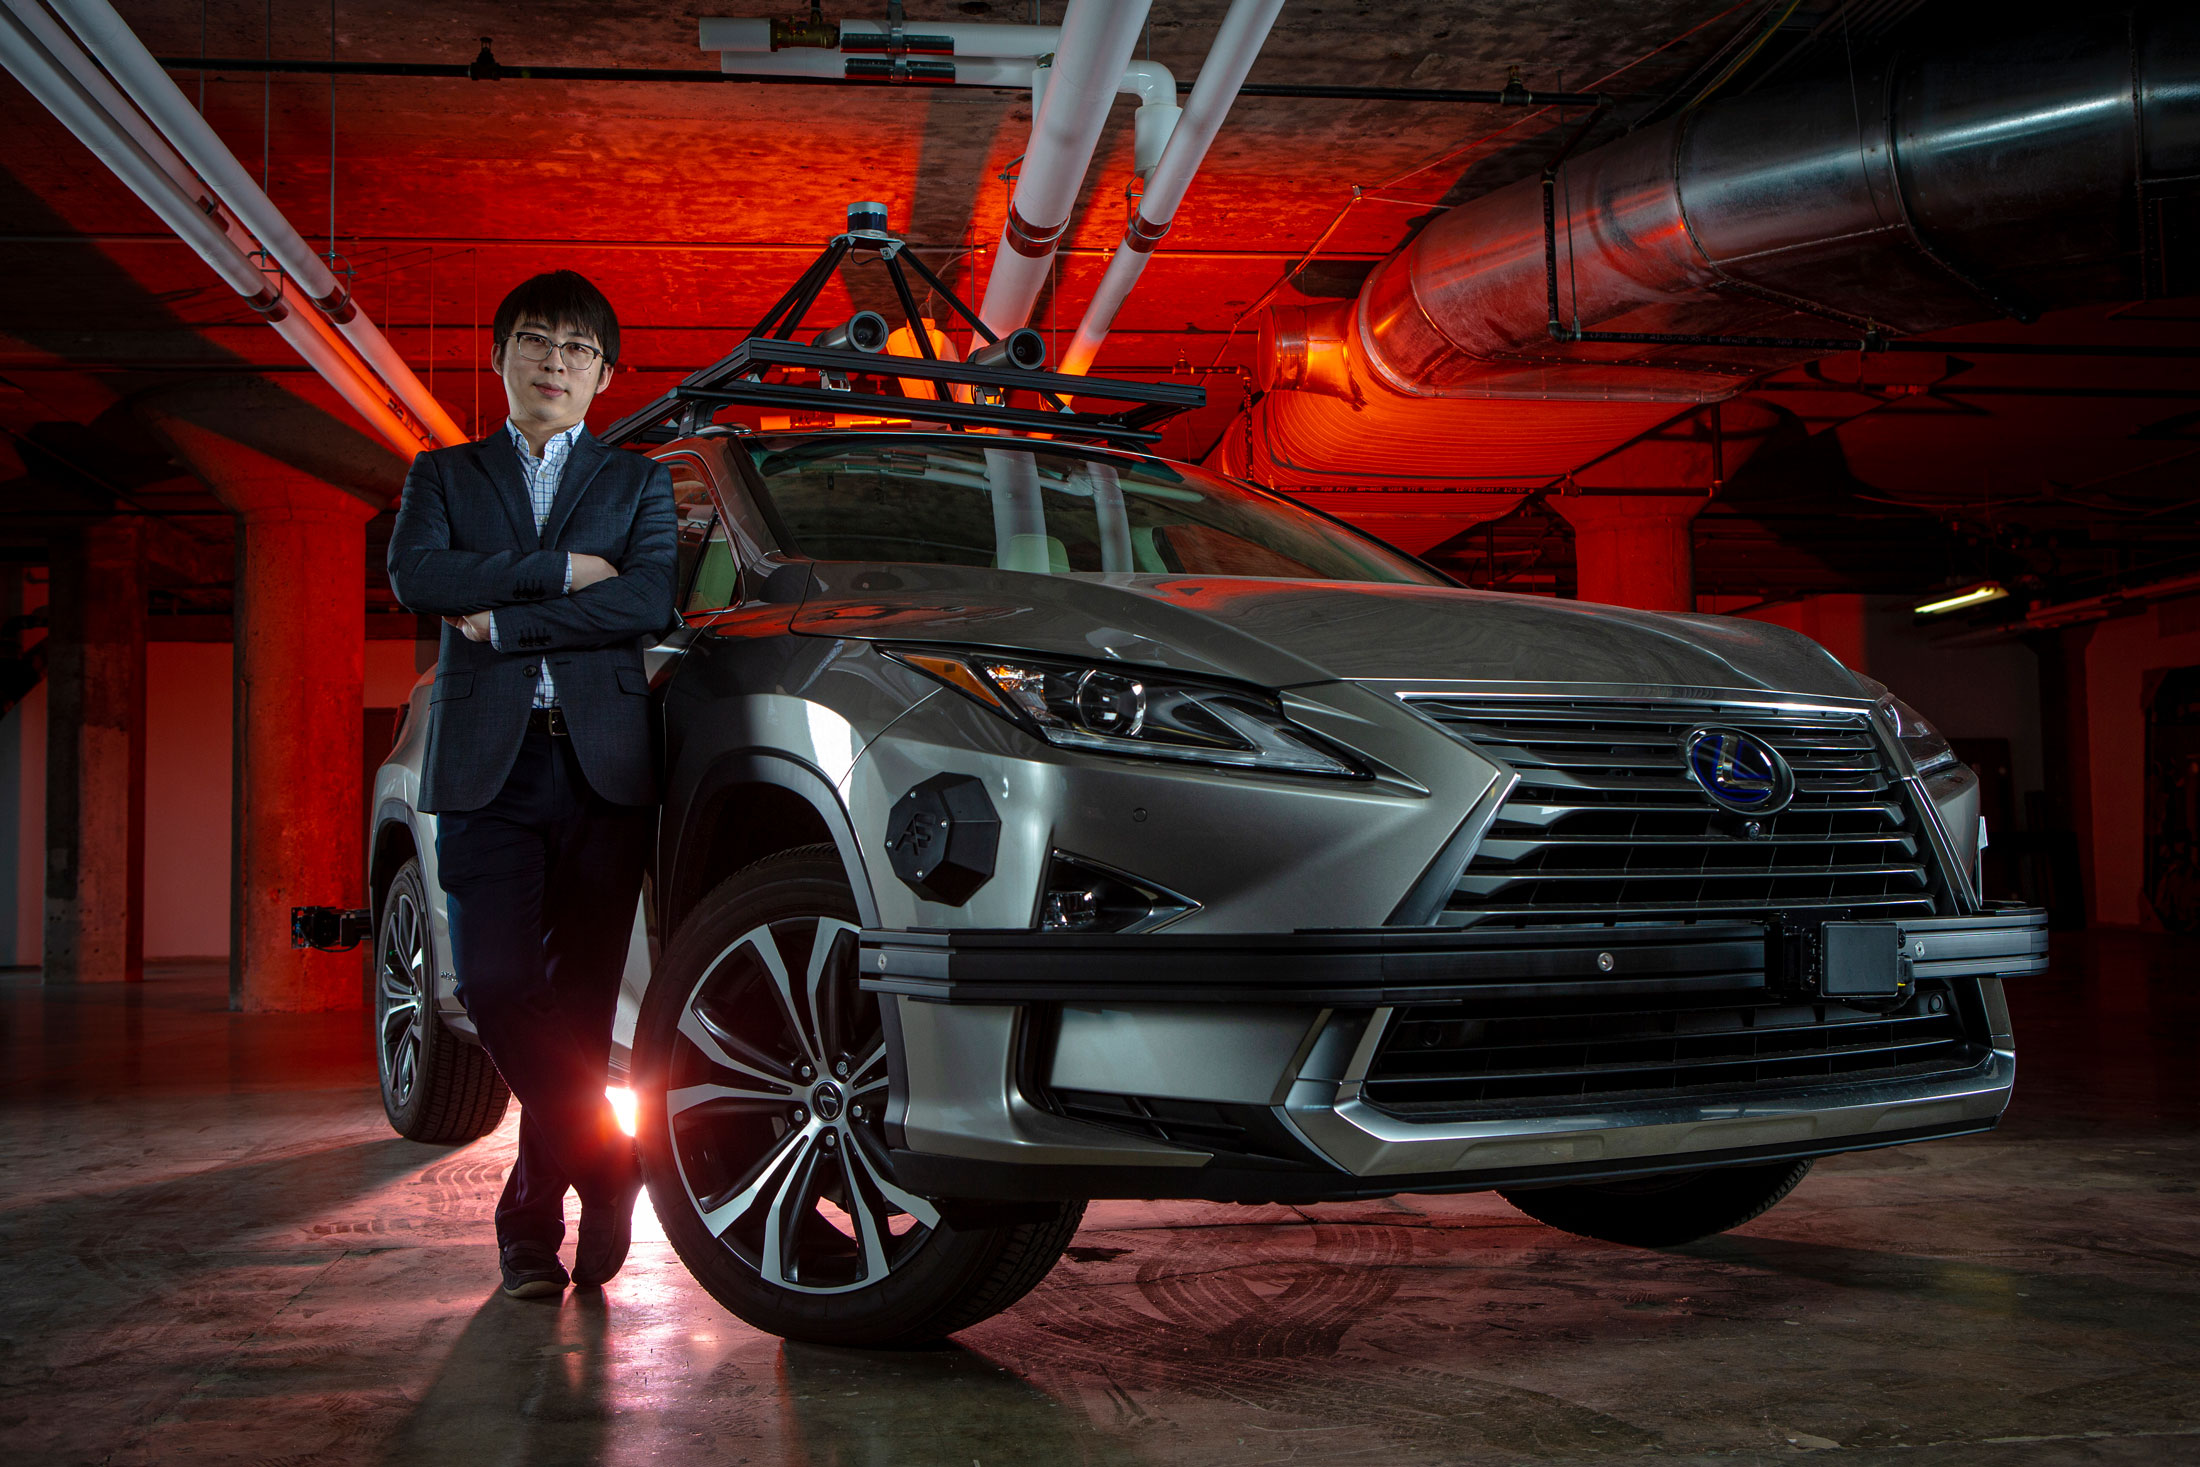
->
[2, 0, 2196, 614]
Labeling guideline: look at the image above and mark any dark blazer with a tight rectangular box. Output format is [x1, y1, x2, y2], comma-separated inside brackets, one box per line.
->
[387, 426, 677, 813]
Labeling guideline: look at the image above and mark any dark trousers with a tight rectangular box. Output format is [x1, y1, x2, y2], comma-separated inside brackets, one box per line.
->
[436, 725, 653, 1250]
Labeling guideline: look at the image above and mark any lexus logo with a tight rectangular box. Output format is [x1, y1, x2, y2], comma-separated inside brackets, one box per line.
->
[1682, 726, 1796, 815]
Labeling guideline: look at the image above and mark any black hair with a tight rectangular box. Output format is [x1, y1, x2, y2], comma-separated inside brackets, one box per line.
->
[490, 270, 620, 369]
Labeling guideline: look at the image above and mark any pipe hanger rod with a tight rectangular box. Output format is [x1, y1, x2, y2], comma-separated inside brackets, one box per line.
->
[49, 0, 463, 449]
[0, 6, 426, 456]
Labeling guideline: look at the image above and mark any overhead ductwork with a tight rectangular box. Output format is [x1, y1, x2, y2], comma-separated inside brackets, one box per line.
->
[1262, 10, 2200, 409]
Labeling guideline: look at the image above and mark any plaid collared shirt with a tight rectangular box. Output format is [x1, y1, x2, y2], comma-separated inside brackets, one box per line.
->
[494, 418, 583, 708]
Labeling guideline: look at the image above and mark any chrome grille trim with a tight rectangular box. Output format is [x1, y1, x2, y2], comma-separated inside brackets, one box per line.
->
[1403, 696, 1943, 927]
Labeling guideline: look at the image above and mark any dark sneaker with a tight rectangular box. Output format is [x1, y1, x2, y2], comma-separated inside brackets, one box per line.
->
[500, 1240, 569, 1299]
[573, 1147, 643, 1289]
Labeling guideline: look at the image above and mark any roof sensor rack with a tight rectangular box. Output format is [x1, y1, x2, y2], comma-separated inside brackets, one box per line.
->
[601, 201, 1205, 449]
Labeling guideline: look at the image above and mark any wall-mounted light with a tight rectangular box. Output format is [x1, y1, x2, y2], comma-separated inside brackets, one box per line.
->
[1914, 582, 2010, 616]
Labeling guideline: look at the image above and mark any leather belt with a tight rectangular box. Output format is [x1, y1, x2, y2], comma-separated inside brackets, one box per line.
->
[528, 706, 569, 737]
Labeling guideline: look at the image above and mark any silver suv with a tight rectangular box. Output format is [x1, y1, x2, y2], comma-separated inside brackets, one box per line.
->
[369, 427, 2046, 1346]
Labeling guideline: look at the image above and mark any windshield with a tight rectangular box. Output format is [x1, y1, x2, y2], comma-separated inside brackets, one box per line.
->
[743, 437, 1447, 586]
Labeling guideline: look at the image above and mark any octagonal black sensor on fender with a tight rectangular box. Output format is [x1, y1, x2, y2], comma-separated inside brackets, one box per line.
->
[883, 773, 1000, 905]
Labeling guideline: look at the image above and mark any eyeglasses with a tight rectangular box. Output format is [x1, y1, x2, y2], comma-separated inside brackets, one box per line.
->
[506, 330, 606, 369]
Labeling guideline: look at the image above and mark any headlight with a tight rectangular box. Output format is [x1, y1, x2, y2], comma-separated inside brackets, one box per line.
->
[1872, 689, 1957, 776]
[883, 645, 1365, 778]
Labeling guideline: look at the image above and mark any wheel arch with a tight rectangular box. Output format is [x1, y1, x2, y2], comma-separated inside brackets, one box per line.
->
[370, 803, 420, 919]
[663, 751, 880, 942]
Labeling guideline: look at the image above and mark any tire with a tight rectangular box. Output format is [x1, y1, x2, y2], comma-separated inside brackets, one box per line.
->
[1497, 1158, 1813, 1248]
[635, 845, 1083, 1347]
[375, 858, 511, 1143]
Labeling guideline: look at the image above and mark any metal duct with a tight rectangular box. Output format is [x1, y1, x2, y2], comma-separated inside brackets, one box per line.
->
[1268, 9, 2200, 404]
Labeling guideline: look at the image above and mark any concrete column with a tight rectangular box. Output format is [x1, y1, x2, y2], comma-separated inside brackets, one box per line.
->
[154, 418, 378, 1012]
[1551, 493, 1709, 614]
[43, 520, 147, 983]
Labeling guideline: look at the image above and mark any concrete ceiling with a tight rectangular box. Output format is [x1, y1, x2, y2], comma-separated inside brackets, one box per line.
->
[2, 0, 2196, 619]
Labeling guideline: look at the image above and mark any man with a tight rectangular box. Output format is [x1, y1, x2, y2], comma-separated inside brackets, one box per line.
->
[387, 270, 676, 1299]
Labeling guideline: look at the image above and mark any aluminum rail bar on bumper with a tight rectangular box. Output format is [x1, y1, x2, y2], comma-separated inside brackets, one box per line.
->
[860, 907, 2048, 1005]
[869, 908, 2041, 1204]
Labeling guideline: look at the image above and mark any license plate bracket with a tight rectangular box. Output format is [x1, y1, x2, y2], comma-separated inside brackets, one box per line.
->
[1819, 920, 1906, 998]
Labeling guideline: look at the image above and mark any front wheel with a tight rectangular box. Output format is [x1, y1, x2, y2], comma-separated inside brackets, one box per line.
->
[1497, 1158, 1813, 1248]
[635, 846, 1083, 1347]
[375, 858, 510, 1143]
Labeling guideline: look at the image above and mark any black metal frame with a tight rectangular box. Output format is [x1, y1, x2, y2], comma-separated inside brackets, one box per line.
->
[858, 906, 2049, 1006]
[600, 219, 1204, 449]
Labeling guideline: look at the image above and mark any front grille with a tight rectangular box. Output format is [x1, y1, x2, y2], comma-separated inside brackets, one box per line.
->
[1361, 977, 1985, 1114]
[1411, 698, 1941, 926]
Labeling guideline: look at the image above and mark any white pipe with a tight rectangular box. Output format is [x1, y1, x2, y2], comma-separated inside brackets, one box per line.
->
[1, 0, 202, 205]
[47, 0, 464, 449]
[0, 6, 429, 456]
[1061, 0, 1282, 375]
[702, 18, 1064, 57]
[263, 309, 435, 459]
[1117, 60, 1175, 111]
[975, 0, 1151, 340]
[0, 10, 271, 304]
[837, 19, 1062, 57]
[712, 46, 846, 79]
[938, 55, 1178, 176]
[708, 43, 1179, 174]
[4, 0, 423, 444]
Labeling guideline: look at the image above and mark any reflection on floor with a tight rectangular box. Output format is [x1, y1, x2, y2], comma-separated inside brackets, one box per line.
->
[2, 931, 2195, 1465]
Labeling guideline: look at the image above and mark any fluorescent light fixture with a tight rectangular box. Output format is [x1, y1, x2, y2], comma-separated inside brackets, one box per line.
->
[1914, 582, 2010, 616]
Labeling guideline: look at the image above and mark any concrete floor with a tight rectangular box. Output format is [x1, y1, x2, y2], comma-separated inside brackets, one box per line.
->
[2, 933, 2195, 1466]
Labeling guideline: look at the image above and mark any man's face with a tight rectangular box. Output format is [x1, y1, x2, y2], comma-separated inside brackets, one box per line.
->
[496, 316, 612, 438]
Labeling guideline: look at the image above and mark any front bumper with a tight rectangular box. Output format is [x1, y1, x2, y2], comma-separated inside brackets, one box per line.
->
[862, 906, 2045, 1203]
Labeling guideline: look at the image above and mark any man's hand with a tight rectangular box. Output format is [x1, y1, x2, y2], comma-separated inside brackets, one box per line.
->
[442, 612, 494, 643]
[568, 553, 620, 592]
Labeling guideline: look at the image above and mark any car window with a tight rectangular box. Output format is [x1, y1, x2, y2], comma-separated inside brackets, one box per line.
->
[743, 439, 1446, 586]
[661, 453, 741, 612]
[685, 518, 740, 612]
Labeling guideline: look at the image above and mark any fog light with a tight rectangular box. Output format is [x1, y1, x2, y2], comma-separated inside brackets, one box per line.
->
[1037, 852, 1195, 934]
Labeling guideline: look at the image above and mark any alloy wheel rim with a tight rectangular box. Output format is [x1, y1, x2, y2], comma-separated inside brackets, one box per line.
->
[376, 890, 426, 1108]
[664, 915, 939, 1295]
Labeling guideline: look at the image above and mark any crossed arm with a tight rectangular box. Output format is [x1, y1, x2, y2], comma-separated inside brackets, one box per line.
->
[385, 450, 679, 652]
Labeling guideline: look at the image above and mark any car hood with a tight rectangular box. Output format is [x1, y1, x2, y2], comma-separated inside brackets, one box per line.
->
[789, 563, 1867, 699]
